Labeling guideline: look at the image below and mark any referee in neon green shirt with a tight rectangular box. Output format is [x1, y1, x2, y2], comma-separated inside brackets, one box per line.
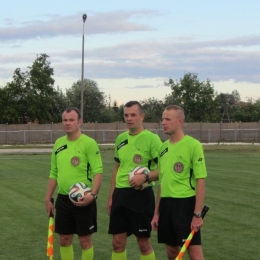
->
[107, 101, 162, 260]
[151, 105, 207, 260]
[45, 107, 103, 260]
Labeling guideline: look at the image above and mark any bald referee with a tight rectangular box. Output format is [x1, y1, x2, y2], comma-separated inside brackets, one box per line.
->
[151, 105, 207, 260]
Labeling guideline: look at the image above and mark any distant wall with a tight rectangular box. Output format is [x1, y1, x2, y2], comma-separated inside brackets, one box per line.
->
[0, 121, 260, 144]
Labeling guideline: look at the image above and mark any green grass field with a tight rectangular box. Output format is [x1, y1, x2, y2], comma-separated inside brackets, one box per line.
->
[0, 145, 260, 259]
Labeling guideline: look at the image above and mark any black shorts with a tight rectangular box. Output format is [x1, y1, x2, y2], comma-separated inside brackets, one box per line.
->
[158, 196, 201, 246]
[108, 187, 155, 238]
[55, 194, 97, 236]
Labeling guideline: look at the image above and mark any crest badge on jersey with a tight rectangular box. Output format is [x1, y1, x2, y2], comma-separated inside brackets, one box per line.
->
[133, 154, 143, 164]
[71, 156, 80, 166]
[173, 162, 184, 173]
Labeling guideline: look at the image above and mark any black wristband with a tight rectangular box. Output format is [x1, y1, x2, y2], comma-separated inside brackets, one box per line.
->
[91, 194, 98, 200]
[143, 170, 149, 182]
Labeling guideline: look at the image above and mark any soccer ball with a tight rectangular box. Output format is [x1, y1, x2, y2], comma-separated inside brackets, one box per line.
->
[128, 166, 151, 190]
[68, 182, 91, 202]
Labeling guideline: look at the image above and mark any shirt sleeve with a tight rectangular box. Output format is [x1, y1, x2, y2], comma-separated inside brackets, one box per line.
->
[49, 145, 58, 180]
[150, 134, 162, 160]
[192, 142, 207, 179]
[86, 139, 103, 176]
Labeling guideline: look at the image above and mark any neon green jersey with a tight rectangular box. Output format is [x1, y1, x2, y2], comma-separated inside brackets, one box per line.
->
[49, 134, 103, 195]
[159, 135, 207, 198]
[115, 129, 162, 188]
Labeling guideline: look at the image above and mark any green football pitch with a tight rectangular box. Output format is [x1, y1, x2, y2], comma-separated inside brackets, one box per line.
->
[0, 145, 260, 260]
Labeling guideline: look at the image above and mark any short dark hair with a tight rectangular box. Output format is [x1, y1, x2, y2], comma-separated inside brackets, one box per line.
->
[124, 101, 144, 114]
[63, 107, 81, 119]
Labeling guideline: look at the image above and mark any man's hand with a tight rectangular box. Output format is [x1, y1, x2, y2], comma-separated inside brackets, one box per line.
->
[191, 216, 203, 232]
[45, 199, 54, 218]
[73, 195, 95, 207]
[129, 174, 146, 188]
[107, 198, 112, 215]
[151, 214, 159, 231]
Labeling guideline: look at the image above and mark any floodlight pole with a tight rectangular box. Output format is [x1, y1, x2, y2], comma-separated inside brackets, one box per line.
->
[81, 13, 87, 123]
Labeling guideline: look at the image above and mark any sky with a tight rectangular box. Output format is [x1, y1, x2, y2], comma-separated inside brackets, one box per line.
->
[0, 0, 260, 105]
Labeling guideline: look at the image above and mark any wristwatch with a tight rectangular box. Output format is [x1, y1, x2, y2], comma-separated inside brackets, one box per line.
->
[91, 194, 98, 200]
[143, 170, 150, 182]
[193, 212, 202, 218]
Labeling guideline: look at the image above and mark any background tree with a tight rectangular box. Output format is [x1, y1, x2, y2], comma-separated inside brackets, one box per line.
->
[216, 93, 234, 122]
[111, 100, 124, 122]
[232, 98, 260, 122]
[0, 86, 20, 124]
[141, 98, 164, 122]
[27, 53, 56, 123]
[66, 79, 108, 122]
[215, 90, 241, 122]
[50, 87, 69, 123]
[163, 93, 179, 107]
[0, 68, 29, 123]
[231, 90, 241, 103]
[99, 98, 123, 123]
[1, 56, 257, 125]
[0, 54, 58, 124]
[165, 73, 219, 122]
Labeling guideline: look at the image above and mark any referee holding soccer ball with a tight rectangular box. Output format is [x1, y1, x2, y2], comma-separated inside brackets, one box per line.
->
[45, 107, 103, 260]
[107, 101, 162, 260]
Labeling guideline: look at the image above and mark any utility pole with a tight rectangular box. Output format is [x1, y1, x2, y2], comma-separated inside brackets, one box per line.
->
[81, 13, 87, 123]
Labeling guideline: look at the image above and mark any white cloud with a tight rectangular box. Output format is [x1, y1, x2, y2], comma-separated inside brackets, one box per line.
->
[1, 36, 260, 89]
[0, 10, 158, 42]
[0, 7, 259, 104]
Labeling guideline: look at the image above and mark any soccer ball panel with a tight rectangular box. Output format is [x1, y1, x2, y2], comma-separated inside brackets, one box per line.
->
[68, 182, 92, 202]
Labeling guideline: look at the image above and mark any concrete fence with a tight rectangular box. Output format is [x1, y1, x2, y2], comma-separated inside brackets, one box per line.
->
[0, 121, 260, 144]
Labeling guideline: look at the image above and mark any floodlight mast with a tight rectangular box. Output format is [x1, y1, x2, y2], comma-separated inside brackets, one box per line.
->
[81, 13, 87, 124]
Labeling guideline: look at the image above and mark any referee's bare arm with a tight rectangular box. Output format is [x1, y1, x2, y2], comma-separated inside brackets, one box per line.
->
[191, 178, 205, 232]
[148, 168, 159, 181]
[107, 162, 120, 215]
[92, 173, 103, 196]
[151, 184, 161, 231]
[45, 178, 57, 217]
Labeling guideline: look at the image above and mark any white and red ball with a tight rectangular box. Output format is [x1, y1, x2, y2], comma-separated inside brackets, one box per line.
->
[128, 166, 151, 190]
[68, 182, 91, 202]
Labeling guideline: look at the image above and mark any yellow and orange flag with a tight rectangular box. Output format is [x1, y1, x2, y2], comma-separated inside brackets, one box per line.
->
[175, 230, 195, 260]
[47, 198, 54, 260]
[175, 206, 209, 260]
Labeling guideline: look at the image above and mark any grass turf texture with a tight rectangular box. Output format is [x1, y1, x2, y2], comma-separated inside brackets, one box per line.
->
[0, 145, 260, 259]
